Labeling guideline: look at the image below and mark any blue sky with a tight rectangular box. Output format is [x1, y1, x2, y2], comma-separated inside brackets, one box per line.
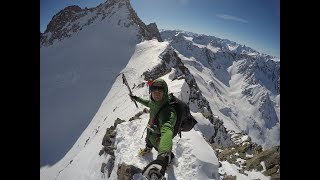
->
[40, 0, 280, 58]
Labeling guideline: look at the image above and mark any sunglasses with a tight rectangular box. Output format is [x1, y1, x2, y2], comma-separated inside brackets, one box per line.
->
[150, 85, 164, 92]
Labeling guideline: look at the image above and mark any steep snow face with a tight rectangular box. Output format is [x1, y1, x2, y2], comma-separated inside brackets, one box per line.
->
[41, 39, 221, 180]
[161, 30, 280, 149]
[40, 0, 145, 167]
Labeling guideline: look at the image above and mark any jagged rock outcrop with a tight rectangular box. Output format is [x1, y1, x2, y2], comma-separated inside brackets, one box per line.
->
[126, 1, 162, 42]
[100, 118, 125, 156]
[146, 23, 163, 42]
[210, 118, 234, 148]
[40, 5, 85, 46]
[215, 131, 279, 180]
[100, 118, 125, 178]
[45, 5, 82, 33]
[258, 92, 279, 129]
[245, 145, 280, 179]
[204, 49, 235, 86]
[128, 108, 149, 121]
[100, 111, 151, 178]
[237, 54, 280, 94]
[223, 175, 236, 180]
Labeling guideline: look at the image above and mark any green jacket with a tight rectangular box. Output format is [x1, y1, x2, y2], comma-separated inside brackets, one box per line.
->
[135, 79, 177, 154]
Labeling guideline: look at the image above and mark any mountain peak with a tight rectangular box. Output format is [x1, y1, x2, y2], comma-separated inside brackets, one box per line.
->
[40, 0, 161, 47]
[61, 5, 82, 13]
[44, 5, 82, 34]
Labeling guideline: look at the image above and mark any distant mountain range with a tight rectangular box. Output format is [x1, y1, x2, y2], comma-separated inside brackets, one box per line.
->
[159, 29, 279, 148]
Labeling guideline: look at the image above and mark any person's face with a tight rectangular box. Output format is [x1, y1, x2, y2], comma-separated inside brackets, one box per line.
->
[150, 82, 164, 102]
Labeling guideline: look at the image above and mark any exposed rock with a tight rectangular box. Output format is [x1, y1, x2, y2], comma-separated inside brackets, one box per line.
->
[102, 118, 125, 152]
[147, 23, 163, 42]
[142, 62, 170, 82]
[100, 117, 126, 177]
[216, 130, 279, 179]
[101, 162, 107, 173]
[245, 145, 279, 176]
[134, 82, 146, 89]
[129, 108, 149, 121]
[237, 54, 280, 94]
[238, 169, 248, 176]
[101, 156, 115, 178]
[114, 118, 126, 127]
[117, 163, 142, 180]
[40, 5, 85, 46]
[125, 0, 154, 41]
[264, 164, 278, 176]
[223, 175, 236, 180]
[102, 128, 116, 147]
[270, 172, 280, 180]
[254, 145, 263, 154]
[258, 92, 279, 129]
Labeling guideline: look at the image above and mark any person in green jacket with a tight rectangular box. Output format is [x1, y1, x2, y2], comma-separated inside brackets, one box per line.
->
[130, 78, 177, 179]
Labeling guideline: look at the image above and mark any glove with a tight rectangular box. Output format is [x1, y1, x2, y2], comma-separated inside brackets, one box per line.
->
[129, 94, 137, 101]
[142, 153, 170, 178]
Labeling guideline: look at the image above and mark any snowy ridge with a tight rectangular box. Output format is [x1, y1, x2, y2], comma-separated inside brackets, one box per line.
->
[160, 29, 258, 55]
[41, 39, 222, 179]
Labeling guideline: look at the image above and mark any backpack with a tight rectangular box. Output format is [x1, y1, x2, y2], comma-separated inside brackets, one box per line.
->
[156, 93, 198, 138]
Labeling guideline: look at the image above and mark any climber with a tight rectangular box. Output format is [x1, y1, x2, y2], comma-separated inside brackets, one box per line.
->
[129, 78, 176, 179]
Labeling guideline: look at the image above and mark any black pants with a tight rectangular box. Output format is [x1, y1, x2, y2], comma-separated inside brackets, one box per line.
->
[145, 129, 159, 151]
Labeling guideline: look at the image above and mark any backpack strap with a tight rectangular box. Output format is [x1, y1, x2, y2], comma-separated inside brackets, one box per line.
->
[153, 93, 175, 124]
[153, 94, 182, 138]
[151, 102, 169, 127]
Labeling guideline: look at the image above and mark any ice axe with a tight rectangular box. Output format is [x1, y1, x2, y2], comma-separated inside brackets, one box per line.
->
[122, 73, 138, 108]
